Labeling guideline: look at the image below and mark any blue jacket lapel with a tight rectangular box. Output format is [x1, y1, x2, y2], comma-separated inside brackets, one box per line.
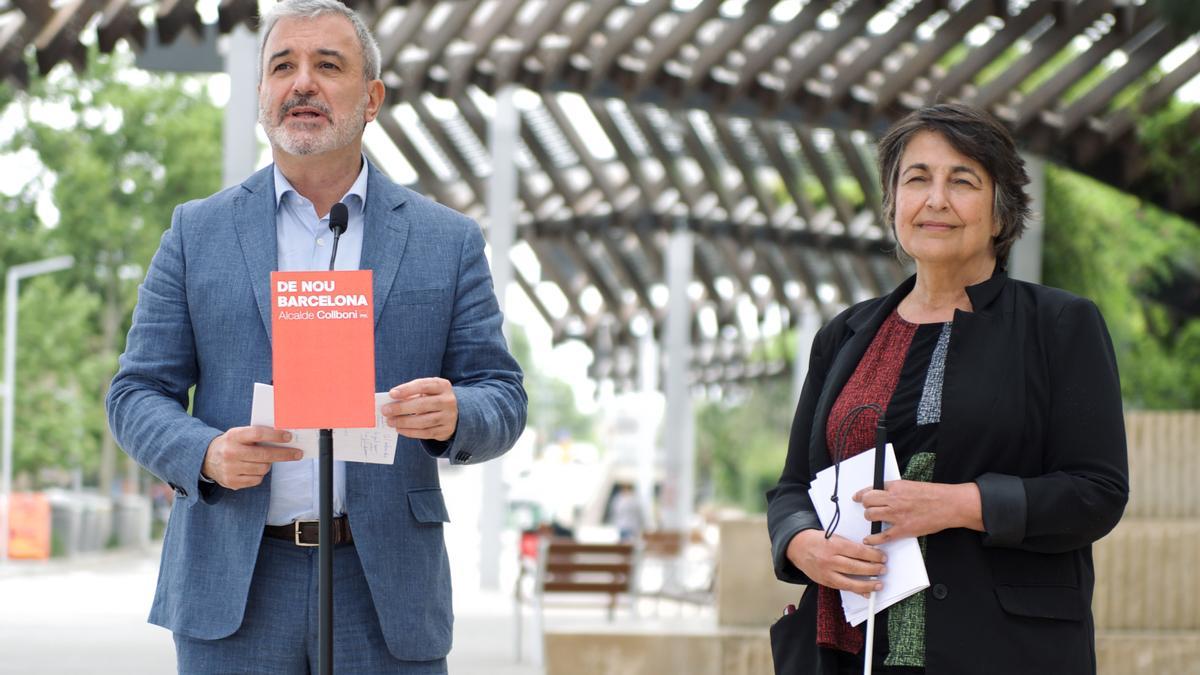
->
[233, 166, 279, 340]
[360, 161, 411, 327]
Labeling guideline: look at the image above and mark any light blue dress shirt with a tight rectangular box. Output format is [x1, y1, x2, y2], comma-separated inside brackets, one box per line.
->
[266, 159, 368, 526]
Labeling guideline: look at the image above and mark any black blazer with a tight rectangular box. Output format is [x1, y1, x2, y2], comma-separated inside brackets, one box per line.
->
[766, 272, 1129, 675]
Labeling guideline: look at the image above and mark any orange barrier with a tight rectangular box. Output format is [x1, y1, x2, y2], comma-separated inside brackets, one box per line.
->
[7, 492, 50, 560]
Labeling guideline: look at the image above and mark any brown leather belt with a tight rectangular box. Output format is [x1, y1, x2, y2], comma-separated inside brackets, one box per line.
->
[264, 516, 353, 547]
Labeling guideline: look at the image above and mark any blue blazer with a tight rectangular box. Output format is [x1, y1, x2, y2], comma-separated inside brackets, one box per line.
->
[106, 161, 527, 660]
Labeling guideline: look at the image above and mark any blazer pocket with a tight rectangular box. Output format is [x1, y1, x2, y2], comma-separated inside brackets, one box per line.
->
[390, 288, 445, 306]
[994, 584, 1086, 621]
[408, 487, 451, 525]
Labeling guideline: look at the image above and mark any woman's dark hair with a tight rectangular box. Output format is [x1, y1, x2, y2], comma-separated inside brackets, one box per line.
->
[876, 103, 1031, 268]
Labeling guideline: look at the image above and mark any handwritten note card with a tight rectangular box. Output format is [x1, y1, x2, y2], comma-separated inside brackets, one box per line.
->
[250, 382, 397, 465]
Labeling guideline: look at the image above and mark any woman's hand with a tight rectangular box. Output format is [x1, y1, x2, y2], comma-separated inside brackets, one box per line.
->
[785, 528, 886, 596]
[854, 480, 983, 545]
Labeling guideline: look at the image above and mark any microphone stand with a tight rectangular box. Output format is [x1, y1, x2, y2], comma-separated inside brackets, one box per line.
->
[319, 203, 347, 675]
[863, 419, 888, 675]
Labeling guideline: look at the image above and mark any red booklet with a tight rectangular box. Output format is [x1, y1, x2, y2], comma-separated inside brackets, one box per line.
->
[271, 270, 375, 428]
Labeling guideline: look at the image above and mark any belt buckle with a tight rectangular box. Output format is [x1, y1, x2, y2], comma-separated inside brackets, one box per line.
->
[293, 520, 319, 547]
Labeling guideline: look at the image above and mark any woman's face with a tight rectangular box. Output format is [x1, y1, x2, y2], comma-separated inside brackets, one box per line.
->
[894, 130, 999, 270]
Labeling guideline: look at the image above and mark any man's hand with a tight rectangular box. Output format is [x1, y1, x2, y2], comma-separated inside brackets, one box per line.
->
[382, 377, 458, 441]
[202, 426, 302, 490]
[854, 480, 984, 545]
[786, 528, 886, 597]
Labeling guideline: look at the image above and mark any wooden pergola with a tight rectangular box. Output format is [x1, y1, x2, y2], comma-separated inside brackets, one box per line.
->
[4, 0, 1198, 387]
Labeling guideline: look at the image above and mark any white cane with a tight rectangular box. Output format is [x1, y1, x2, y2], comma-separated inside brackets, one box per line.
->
[863, 588, 878, 675]
[864, 425, 888, 675]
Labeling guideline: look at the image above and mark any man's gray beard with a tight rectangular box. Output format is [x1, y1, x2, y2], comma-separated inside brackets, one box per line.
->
[260, 94, 368, 156]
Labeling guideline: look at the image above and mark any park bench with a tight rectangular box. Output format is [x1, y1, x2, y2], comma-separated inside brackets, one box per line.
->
[513, 536, 639, 662]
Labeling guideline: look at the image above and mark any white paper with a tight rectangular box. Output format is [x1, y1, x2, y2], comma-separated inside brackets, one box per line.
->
[808, 443, 930, 626]
[250, 382, 397, 465]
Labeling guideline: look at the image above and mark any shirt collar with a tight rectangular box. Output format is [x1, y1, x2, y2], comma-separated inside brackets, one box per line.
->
[272, 156, 369, 215]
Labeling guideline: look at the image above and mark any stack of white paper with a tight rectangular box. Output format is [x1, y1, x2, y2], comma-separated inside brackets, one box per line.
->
[250, 383, 398, 465]
[808, 444, 929, 626]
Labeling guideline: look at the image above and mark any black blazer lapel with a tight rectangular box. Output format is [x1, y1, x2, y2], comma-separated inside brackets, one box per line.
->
[807, 275, 915, 474]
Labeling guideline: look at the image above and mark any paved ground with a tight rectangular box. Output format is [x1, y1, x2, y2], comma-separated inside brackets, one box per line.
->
[0, 467, 543, 675]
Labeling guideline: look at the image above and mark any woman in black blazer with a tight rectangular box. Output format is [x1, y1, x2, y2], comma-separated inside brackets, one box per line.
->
[766, 103, 1128, 675]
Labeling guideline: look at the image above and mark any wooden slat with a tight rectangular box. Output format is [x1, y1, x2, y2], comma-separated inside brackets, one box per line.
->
[684, 0, 773, 90]
[626, 0, 721, 95]
[542, 581, 628, 594]
[545, 562, 632, 575]
[582, 0, 670, 92]
[728, 1, 825, 102]
[922, 0, 1056, 104]
[967, 0, 1110, 111]
[867, 0, 993, 109]
[377, 1, 431, 70]
[818, 0, 940, 107]
[97, 0, 144, 53]
[492, 0, 573, 87]
[1101, 45, 1200, 142]
[1002, 5, 1153, 129]
[1053, 20, 1175, 136]
[778, 0, 878, 104]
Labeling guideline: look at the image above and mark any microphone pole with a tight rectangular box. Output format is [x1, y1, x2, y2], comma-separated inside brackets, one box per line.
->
[864, 416, 887, 675]
[319, 202, 348, 675]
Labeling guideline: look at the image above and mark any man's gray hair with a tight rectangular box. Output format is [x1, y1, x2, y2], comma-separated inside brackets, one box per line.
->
[258, 0, 382, 83]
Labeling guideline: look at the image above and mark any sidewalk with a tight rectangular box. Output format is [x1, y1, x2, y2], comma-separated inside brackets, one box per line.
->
[0, 545, 541, 675]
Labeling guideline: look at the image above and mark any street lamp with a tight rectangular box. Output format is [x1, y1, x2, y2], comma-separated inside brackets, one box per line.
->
[0, 255, 75, 564]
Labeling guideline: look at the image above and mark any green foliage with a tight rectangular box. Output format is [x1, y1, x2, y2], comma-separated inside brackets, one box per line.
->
[1043, 164, 1200, 408]
[1137, 99, 1200, 206]
[695, 379, 793, 513]
[508, 328, 596, 443]
[2, 47, 222, 484]
[11, 278, 108, 478]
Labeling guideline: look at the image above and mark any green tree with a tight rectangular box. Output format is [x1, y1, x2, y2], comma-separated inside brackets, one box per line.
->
[10, 277, 106, 479]
[1043, 164, 1200, 408]
[4, 48, 223, 489]
[695, 379, 793, 513]
[508, 327, 595, 444]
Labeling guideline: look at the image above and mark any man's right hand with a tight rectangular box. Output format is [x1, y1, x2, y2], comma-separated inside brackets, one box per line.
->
[201, 426, 303, 490]
[785, 528, 887, 597]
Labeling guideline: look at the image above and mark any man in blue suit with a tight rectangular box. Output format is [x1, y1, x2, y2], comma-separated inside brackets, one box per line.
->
[106, 1, 527, 672]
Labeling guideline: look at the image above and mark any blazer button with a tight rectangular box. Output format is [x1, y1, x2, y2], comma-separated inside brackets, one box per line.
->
[931, 583, 948, 600]
[455, 451, 471, 463]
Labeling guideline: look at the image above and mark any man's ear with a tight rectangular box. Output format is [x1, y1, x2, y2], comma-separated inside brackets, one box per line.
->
[364, 79, 385, 124]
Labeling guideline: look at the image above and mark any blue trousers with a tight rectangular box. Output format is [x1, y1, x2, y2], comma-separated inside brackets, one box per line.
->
[174, 537, 448, 674]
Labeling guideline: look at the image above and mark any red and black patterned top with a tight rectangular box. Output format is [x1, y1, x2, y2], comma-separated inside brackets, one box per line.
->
[817, 310, 954, 669]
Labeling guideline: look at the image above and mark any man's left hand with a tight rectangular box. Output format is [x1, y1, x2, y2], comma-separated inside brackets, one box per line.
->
[854, 480, 983, 545]
[382, 377, 458, 441]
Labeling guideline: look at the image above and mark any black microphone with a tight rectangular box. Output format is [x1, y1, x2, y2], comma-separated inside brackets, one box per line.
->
[328, 202, 348, 271]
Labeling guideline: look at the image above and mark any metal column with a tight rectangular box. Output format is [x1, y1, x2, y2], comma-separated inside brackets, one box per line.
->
[792, 301, 820, 409]
[480, 86, 518, 590]
[1010, 153, 1045, 283]
[661, 224, 694, 531]
[222, 26, 259, 188]
[636, 326, 659, 526]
